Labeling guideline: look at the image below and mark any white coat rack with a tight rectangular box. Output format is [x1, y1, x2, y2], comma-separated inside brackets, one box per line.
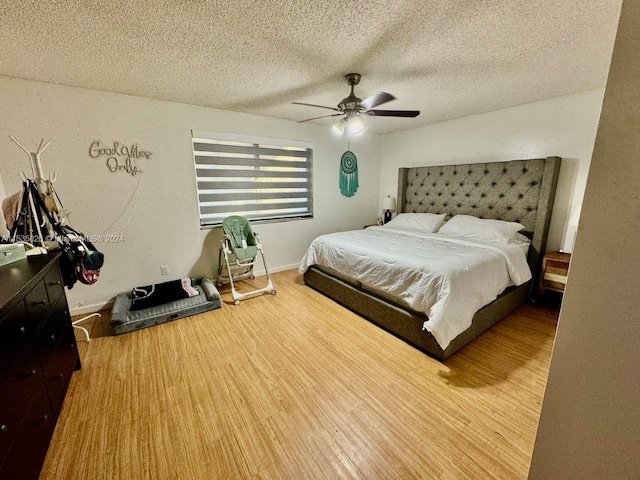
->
[9, 136, 56, 194]
[8, 135, 98, 342]
[8, 136, 59, 243]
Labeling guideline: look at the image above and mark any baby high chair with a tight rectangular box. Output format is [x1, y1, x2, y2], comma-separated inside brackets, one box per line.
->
[217, 215, 276, 305]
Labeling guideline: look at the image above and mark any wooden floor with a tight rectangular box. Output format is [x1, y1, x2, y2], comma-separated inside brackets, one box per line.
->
[40, 270, 558, 480]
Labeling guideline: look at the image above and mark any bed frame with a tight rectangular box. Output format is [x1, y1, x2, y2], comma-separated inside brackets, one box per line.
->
[304, 156, 561, 360]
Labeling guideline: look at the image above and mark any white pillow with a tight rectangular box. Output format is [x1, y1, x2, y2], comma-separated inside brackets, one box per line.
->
[509, 232, 531, 246]
[383, 213, 446, 234]
[509, 232, 532, 255]
[438, 214, 524, 243]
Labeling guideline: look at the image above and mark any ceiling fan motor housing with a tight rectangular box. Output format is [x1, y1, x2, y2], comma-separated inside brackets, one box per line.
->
[339, 73, 364, 111]
[339, 97, 363, 111]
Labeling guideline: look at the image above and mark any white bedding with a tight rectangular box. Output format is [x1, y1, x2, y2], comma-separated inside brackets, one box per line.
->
[298, 226, 532, 350]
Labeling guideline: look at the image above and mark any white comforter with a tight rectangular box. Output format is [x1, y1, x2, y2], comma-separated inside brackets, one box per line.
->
[298, 226, 531, 350]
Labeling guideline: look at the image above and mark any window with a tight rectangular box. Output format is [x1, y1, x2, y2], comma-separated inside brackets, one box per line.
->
[192, 131, 313, 227]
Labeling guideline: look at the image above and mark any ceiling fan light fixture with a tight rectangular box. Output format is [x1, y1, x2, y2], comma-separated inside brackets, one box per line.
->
[347, 114, 365, 135]
[332, 118, 347, 135]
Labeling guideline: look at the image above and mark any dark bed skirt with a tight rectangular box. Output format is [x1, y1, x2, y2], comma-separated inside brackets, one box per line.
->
[303, 266, 531, 360]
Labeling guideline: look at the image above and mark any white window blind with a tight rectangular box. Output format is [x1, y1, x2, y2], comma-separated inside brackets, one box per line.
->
[192, 131, 313, 227]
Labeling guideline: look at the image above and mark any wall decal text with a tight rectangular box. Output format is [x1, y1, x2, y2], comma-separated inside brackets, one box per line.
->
[89, 140, 153, 176]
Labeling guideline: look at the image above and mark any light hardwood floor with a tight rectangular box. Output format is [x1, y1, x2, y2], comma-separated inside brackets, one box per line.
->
[40, 270, 557, 480]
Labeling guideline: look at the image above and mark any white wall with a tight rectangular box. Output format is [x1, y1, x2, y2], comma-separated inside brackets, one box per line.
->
[529, 0, 639, 477]
[0, 76, 380, 313]
[0, 75, 608, 314]
[378, 90, 605, 252]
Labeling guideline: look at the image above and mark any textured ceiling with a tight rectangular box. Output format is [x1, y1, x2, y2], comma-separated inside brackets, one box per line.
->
[0, 0, 621, 134]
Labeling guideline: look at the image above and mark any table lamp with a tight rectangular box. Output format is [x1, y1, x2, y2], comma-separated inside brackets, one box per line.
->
[382, 196, 396, 224]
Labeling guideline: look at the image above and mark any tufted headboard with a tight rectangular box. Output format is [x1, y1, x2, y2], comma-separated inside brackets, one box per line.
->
[397, 156, 561, 279]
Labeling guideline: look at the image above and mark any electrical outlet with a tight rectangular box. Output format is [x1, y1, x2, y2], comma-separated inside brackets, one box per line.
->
[160, 265, 169, 276]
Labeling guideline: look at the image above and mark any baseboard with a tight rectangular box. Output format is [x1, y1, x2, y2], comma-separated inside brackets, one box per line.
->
[68, 264, 299, 316]
[70, 299, 114, 317]
[252, 263, 299, 277]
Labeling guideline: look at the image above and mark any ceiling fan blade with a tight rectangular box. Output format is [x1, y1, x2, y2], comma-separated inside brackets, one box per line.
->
[291, 101, 341, 112]
[359, 92, 396, 111]
[297, 113, 344, 123]
[366, 109, 420, 117]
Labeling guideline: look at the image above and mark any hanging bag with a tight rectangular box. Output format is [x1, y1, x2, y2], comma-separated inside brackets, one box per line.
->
[28, 181, 104, 288]
[57, 225, 104, 287]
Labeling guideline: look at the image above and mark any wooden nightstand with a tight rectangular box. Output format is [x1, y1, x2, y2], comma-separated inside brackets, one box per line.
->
[539, 251, 571, 294]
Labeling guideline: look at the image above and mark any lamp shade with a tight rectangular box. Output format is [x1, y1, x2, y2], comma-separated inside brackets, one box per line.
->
[382, 196, 396, 212]
[332, 118, 347, 135]
[347, 114, 365, 135]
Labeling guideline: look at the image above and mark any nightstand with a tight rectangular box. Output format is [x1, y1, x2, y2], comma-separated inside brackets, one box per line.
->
[539, 251, 571, 294]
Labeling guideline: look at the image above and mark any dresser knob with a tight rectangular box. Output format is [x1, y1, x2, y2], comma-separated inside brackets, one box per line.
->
[34, 300, 47, 306]
[49, 281, 61, 286]
[20, 326, 26, 334]
[31, 369, 37, 376]
[0, 425, 7, 433]
[56, 373, 64, 379]
[42, 414, 49, 422]
[50, 334, 56, 342]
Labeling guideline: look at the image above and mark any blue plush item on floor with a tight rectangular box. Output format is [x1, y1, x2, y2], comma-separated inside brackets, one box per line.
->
[110, 277, 222, 335]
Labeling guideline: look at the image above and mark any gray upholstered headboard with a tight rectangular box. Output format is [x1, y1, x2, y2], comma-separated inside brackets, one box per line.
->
[397, 156, 561, 279]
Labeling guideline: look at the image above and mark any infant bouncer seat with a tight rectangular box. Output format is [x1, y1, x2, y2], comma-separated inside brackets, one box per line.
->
[217, 215, 276, 305]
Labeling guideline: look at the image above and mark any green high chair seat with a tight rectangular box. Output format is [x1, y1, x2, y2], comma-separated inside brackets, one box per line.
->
[222, 215, 257, 261]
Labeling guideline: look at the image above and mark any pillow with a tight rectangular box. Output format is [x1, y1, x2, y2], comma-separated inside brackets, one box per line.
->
[509, 232, 531, 246]
[383, 213, 446, 234]
[438, 214, 524, 243]
[509, 232, 532, 255]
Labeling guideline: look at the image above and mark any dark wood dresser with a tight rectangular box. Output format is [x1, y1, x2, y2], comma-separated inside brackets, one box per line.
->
[0, 253, 80, 480]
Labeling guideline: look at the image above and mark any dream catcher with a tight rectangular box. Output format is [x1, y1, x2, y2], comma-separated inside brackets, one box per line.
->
[339, 150, 359, 197]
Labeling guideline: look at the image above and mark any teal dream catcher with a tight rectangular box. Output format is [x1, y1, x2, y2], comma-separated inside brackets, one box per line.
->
[339, 150, 359, 197]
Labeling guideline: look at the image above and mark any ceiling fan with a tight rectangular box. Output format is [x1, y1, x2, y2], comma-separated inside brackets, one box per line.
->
[292, 73, 420, 135]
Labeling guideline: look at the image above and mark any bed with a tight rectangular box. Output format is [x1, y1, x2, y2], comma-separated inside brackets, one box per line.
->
[301, 156, 561, 360]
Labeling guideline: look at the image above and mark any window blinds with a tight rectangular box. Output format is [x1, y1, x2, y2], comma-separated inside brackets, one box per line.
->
[192, 131, 313, 227]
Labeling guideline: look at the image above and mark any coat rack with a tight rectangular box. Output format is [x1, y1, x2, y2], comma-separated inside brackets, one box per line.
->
[9, 136, 56, 194]
[7, 135, 99, 342]
[7, 136, 59, 245]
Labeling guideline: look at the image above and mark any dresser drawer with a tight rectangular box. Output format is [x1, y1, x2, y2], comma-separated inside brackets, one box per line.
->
[0, 300, 30, 387]
[34, 295, 70, 370]
[43, 326, 78, 416]
[44, 267, 64, 305]
[0, 379, 53, 480]
[0, 345, 42, 463]
[24, 280, 50, 330]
